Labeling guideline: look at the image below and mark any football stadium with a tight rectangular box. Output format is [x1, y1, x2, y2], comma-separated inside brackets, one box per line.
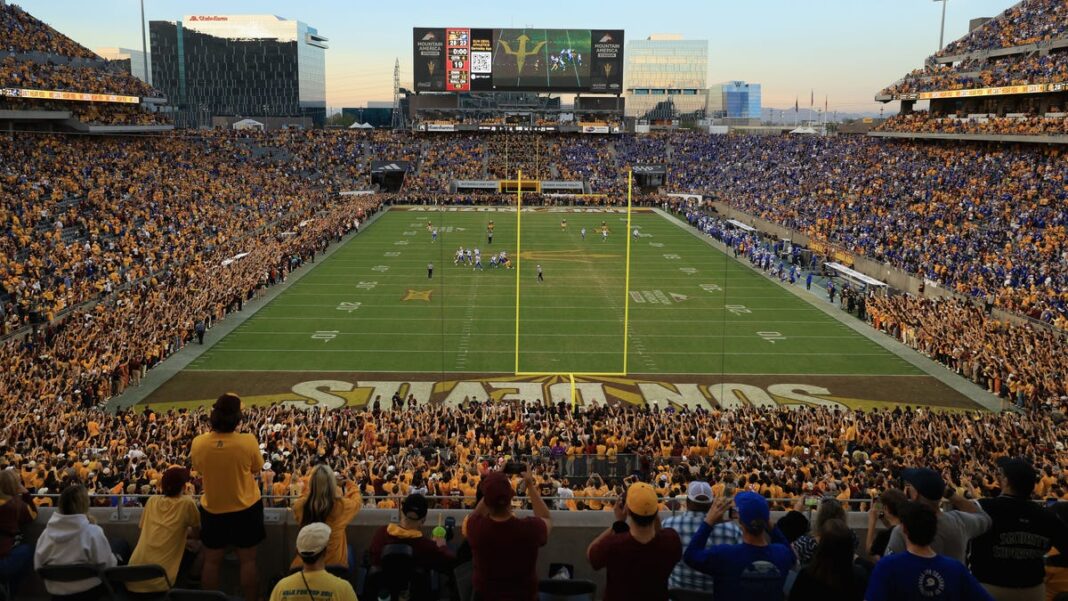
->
[1, 0, 1068, 599]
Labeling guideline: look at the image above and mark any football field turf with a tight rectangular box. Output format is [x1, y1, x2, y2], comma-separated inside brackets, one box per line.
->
[142, 207, 982, 411]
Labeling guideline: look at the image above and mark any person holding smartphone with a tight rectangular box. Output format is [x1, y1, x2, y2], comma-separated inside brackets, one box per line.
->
[466, 470, 551, 601]
[684, 491, 796, 601]
[588, 482, 682, 601]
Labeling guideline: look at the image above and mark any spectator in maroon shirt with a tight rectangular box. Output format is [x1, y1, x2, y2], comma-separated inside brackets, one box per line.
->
[368, 493, 454, 571]
[588, 481, 682, 601]
[466, 471, 551, 601]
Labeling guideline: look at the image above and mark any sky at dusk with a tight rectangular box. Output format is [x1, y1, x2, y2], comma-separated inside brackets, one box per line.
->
[16, 0, 1019, 113]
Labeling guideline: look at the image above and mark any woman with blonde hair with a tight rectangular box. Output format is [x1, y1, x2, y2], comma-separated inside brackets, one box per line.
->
[291, 463, 362, 574]
[0, 469, 37, 596]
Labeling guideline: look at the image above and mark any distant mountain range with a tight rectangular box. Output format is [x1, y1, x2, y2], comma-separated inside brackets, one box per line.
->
[760, 107, 895, 124]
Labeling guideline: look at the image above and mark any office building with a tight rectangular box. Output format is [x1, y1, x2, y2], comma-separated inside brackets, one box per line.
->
[708, 81, 762, 121]
[95, 47, 151, 85]
[624, 34, 709, 122]
[150, 14, 327, 128]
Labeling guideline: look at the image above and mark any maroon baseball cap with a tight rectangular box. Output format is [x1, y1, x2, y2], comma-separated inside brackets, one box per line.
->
[481, 472, 515, 509]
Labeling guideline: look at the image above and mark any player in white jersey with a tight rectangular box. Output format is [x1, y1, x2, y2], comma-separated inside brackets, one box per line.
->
[474, 248, 483, 271]
[581, 227, 587, 240]
[455, 246, 465, 265]
[633, 228, 640, 240]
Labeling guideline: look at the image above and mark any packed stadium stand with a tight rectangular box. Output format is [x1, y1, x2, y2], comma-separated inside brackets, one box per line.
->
[0, 3, 168, 130]
[876, 0, 1068, 140]
[2, 2, 1068, 600]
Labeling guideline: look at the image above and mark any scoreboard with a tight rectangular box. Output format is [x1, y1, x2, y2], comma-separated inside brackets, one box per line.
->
[414, 28, 624, 94]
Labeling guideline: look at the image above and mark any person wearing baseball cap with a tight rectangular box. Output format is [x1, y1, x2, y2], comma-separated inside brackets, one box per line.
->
[268, 523, 356, 601]
[125, 467, 200, 593]
[886, 466, 991, 563]
[466, 470, 551, 601]
[588, 481, 681, 601]
[189, 392, 266, 601]
[662, 481, 742, 594]
[367, 493, 454, 590]
[683, 491, 795, 600]
[969, 457, 1068, 599]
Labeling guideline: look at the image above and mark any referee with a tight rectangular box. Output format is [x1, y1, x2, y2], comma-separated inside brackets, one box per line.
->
[427, 262, 433, 279]
[537, 264, 544, 283]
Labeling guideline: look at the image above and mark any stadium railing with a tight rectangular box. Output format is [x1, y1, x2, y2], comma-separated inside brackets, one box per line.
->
[38, 493, 881, 515]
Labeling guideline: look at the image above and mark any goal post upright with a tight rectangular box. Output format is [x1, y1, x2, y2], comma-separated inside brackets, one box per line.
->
[514, 169, 523, 375]
[512, 168, 634, 385]
[622, 169, 634, 376]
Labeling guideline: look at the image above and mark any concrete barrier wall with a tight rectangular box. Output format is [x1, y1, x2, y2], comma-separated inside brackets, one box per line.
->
[17, 507, 878, 598]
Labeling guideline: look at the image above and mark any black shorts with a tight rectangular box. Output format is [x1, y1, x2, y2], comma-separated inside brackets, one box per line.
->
[199, 499, 266, 549]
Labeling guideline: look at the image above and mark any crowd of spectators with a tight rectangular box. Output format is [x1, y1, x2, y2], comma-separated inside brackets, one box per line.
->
[404, 134, 486, 193]
[0, 55, 160, 97]
[4, 394, 1066, 514]
[938, 0, 1068, 57]
[867, 294, 1068, 410]
[876, 110, 1068, 136]
[486, 134, 555, 180]
[651, 134, 1067, 329]
[3, 391, 1068, 599]
[881, 50, 1068, 97]
[0, 3, 98, 58]
[1, 131, 380, 418]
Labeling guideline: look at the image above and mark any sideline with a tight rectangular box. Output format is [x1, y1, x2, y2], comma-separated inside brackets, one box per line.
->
[106, 207, 391, 412]
[652, 207, 1004, 412]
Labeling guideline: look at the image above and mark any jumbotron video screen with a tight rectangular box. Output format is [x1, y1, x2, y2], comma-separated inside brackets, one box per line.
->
[413, 27, 624, 93]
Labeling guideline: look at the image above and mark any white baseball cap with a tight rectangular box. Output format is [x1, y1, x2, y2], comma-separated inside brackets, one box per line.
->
[686, 481, 714, 503]
[296, 522, 331, 556]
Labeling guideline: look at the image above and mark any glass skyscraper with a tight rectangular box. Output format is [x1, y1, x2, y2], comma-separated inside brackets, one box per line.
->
[150, 15, 327, 128]
[708, 81, 762, 120]
[623, 35, 709, 122]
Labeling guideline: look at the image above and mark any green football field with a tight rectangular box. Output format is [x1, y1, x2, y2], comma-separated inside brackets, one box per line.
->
[183, 208, 920, 376]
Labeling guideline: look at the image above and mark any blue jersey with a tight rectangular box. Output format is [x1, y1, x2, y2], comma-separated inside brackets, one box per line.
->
[683, 522, 794, 601]
[866, 552, 993, 601]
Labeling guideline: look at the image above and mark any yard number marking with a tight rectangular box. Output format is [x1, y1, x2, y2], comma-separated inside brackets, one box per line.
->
[663, 254, 681, 260]
[312, 331, 340, 342]
[337, 302, 361, 313]
[757, 331, 787, 344]
[700, 284, 723, 293]
[726, 304, 751, 315]
[356, 281, 378, 290]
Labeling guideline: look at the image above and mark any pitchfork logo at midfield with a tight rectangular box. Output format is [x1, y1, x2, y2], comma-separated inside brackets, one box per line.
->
[499, 35, 547, 73]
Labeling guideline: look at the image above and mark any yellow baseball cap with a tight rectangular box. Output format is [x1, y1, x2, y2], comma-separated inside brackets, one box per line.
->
[625, 482, 659, 517]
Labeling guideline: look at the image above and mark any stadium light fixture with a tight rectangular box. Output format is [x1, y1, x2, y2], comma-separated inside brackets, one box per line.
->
[140, 0, 149, 85]
[934, 0, 949, 51]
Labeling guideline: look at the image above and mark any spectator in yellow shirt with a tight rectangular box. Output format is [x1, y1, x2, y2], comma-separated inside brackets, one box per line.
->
[127, 467, 200, 593]
[269, 523, 356, 601]
[189, 393, 264, 601]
